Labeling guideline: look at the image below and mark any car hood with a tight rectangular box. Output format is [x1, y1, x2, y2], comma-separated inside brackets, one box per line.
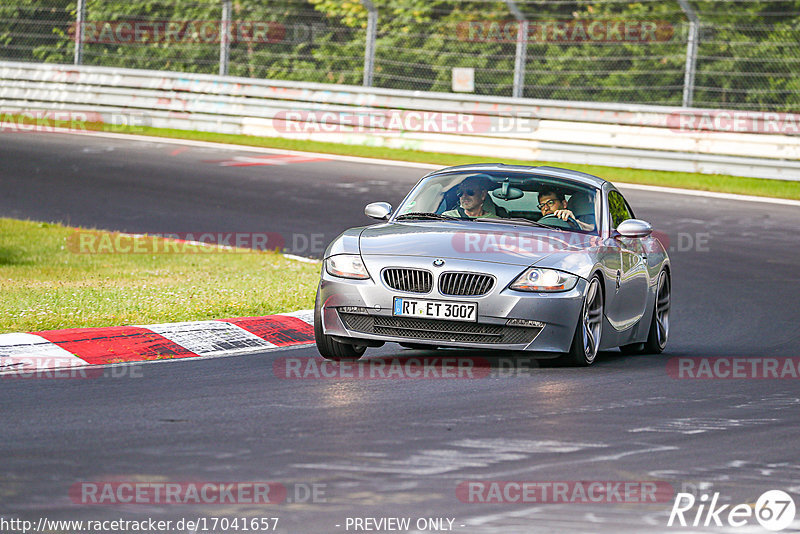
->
[359, 221, 596, 267]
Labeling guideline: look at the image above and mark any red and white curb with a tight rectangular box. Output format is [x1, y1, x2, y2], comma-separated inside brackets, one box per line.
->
[0, 310, 314, 376]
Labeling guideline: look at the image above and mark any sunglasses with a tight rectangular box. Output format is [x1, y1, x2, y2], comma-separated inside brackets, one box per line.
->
[537, 199, 559, 210]
[457, 189, 477, 197]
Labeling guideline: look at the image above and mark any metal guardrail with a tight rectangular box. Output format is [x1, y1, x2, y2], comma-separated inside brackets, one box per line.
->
[1, 61, 799, 181]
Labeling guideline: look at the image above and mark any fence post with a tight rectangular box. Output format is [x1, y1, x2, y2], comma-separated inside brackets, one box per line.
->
[678, 0, 699, 107]
[74, 0, 86, 65]
[219, 0, 232, 76]
[506, 0, 527, 99]
[361, 0, 377, 87]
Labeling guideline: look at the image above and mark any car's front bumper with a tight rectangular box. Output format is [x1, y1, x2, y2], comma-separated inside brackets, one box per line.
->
[319, 255, 587, 353]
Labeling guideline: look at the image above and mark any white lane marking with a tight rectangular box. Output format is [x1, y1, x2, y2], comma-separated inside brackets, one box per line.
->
[629, 418, 778, 434]
[293, 439, 606, 476]
[0, 333, 86, 373]
[453, 438, 605, 454]
[216, 154, 328, 167]
[282, 254, 320, 264]
[617, 182, 800, 207]
[733, 394, 800, 410]
[138, 320, 277, 356]
[445, 443, 680, 481]
[43, 128, 800, 206]
[293, 449, 531, 476]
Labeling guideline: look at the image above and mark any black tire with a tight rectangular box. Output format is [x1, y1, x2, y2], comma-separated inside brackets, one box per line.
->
[562, 275, 604, 367]
[313, 289, 366, 361]
[399, 343, 438, 350]
[642, 271, 670, 354]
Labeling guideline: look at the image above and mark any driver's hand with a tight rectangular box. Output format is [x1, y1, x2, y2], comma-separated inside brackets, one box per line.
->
[553, 209, 575, 221]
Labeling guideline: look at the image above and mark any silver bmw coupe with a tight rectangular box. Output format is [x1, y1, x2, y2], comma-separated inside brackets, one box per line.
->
[314, 164, 671, 366]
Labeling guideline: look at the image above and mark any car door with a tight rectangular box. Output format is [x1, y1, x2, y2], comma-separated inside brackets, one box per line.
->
[604, 190, 649, 331]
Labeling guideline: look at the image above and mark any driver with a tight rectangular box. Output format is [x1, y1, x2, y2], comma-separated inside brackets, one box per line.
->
[538, 189, 595, 231]
[442, 174, 501, 219]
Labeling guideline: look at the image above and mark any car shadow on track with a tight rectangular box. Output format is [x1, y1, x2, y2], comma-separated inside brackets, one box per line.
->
[356, 344, 666, 373]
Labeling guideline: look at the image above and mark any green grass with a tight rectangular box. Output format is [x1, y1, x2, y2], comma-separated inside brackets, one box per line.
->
[0, 218, 321, 333]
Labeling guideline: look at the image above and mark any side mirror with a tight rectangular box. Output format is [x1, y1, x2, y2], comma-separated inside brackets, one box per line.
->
[365, 202, 393, 220]
[616, 219, 653, 238]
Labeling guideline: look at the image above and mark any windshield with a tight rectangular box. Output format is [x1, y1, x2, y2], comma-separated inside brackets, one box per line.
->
[395, 171, 600, 234]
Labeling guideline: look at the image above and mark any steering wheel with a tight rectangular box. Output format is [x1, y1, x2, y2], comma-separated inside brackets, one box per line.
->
[538, 214, 581, 230]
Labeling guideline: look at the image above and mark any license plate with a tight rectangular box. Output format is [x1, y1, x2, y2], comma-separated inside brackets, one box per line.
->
[392, 297, 477, 322]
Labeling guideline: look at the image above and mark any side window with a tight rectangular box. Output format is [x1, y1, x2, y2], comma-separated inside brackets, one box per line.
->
[608, 190, 634, 228]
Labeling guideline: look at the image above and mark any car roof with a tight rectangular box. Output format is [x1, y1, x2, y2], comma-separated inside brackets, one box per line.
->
[427, 163, 610, 189]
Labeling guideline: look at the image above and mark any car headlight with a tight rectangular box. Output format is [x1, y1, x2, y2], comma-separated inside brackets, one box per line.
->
[510, 267, 578, 292]
[325, 254, 370, 280]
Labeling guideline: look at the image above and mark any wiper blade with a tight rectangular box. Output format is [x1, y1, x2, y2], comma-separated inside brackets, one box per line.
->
[395, 212, 459, 221]
[474, 217, 551, 228]
[531, 220, 570, 232]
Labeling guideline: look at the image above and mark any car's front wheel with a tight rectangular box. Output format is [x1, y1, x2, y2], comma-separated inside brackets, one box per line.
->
[563, 275, 603, 366]
[314, 290, 366, 361]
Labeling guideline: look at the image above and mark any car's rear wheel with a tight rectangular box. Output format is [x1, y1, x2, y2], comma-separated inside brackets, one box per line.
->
[563, 275, 603, 366]
[643, 270, 670, 354]
[313, 290, 366, 361]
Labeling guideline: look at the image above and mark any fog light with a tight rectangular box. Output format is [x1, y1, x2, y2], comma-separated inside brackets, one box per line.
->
[340, 306, 369, 314]
[507, 318, 545, 328]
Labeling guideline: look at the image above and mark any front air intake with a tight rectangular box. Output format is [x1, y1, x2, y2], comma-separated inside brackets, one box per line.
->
[439, 272, 495, 296]
[382, 268, 433, 294]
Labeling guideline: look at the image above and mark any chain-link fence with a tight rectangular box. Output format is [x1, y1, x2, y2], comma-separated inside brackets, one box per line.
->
[2, 0, 799, 111]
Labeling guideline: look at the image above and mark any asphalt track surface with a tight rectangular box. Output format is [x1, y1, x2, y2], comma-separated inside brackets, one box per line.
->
[2, 133, 800, 533]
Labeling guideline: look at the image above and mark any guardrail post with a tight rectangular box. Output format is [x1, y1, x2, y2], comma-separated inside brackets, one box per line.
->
[361, 0, 377, 87]
[678, 0, 699, 107]
[74, 0, 86, 65]
[506, 0, 527, 99]
[219, 0, 232, 76]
